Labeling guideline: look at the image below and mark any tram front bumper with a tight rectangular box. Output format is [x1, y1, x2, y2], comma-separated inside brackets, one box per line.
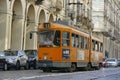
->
[38, 60, 71, 69]
[38, 60, 52, 68]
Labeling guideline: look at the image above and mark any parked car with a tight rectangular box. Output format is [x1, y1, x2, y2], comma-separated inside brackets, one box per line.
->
[0, 50, 29, 71]
[25, 50, 38, 69]
[117, 58, 120, 66]
[105, 58, 118, 67]
[102, 58, 107, 67]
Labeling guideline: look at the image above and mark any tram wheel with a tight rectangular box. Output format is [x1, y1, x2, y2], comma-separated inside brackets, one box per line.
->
[43, 68, 52, 72]
[68, 63, 76, 72]
[84, 63, 91, 71]
[95, 64, 101, 70]
[3, 63, 8, 71]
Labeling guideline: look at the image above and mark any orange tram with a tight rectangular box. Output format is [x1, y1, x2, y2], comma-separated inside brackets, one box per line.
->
[36, 21, 103, 72]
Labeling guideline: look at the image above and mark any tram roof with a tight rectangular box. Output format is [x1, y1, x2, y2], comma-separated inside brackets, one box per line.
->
[39, 22, 90, 37]
[39, 21, 103, 42]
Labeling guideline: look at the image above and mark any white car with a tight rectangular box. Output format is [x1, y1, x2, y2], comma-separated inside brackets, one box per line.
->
[0, 50, 29, 71]
[105, 58, 118, 67]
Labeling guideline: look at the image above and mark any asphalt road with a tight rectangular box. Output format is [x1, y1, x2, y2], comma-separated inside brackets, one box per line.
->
[1, 67, 120, 80]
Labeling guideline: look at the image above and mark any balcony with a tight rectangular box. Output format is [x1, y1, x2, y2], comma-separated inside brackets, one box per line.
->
[103, 28, 113, 37]
[49, 0, 62, 13]
[76, 14, 93, 30]
[112, 30, 119, 41]
[110, 35, 116, 41]
[34, 0, 44, 5]
[56, 0, 62, 11]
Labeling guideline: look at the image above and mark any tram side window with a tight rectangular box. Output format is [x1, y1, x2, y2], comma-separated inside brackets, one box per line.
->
[79, 36, 84, 49]
[84, 37, 88, 49]
[72, 34, 76, 47]
[100, 43, 103, 52]
[92, 40, 95, 51]
[76, 35, 79, 48]
[72, 34, 78, 47]
[62, 31, 70, 46]
[79, 36, 82, 48]
[53, 30, 60, 47]
[99, 42, 102, 52]
[96, 41, 99, 51]
[94, 41, 99, 51]
[87, 38, 89, 49]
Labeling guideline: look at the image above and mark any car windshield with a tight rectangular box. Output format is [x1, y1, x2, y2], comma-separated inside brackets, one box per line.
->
[106, 59, 115, 62]
[39, 30, 54, 45]
[4, 51, 18, 56]
[0, 52, 5, 56]
[118, 59, 120, 61]
[25, 51, 37, 57]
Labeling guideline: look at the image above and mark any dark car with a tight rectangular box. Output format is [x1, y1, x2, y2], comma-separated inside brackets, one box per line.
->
[0, 51, 7, 71]
[117, 58, 120, 66]
[25, 50, 38, 69]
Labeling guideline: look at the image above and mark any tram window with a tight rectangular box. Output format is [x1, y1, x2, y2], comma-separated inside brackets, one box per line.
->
[79, 36, 82, 48]
[39, 30, 54, 45]
[100, 43, 103, 52]
[95, 41, 97, 51]
[84, 37, 88, 49]
[72, 34, 76, 47]
[76, 35, 79, 48]
[95, 41, 98, 51]
[79, 36, 84, 49]
[62, 31, 70, 46]
[81, 36, 84, 49]
[86, 38, 89, 49]
[53, 30, 60, 47]
[95, 41, 99, 51]
[99, 42, 101, 52]
[98, 42, 99, 51]
[92, 40, 95, 51]
[87, 39, 89, 49]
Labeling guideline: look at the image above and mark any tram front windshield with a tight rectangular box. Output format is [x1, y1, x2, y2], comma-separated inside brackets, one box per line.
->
[39, 30, 60, 47]
[39, 30, 54, 45]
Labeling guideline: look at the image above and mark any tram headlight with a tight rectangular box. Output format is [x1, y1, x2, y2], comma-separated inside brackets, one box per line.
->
[44, 56, 47, 60]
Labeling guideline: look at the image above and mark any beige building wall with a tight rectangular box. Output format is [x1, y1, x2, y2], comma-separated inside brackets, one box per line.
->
[103, 0, 120, 58]
[0, 0, 11, 51]
[0, 0, 55, 51]
[0, 0, 93, 51]
[91, 0, 120, 59]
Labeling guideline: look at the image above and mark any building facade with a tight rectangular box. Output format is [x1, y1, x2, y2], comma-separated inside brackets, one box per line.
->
[1, 0, 120, 59]
[104, 0, 120, 58]
[0, 0, 93, 51]
[92, 0, 120, 58]
[0, 0, 63, 51]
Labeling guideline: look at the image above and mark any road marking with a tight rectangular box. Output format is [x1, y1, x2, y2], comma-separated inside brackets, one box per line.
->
[3, 68, 120, 80]
[16, 72, 85, 80]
